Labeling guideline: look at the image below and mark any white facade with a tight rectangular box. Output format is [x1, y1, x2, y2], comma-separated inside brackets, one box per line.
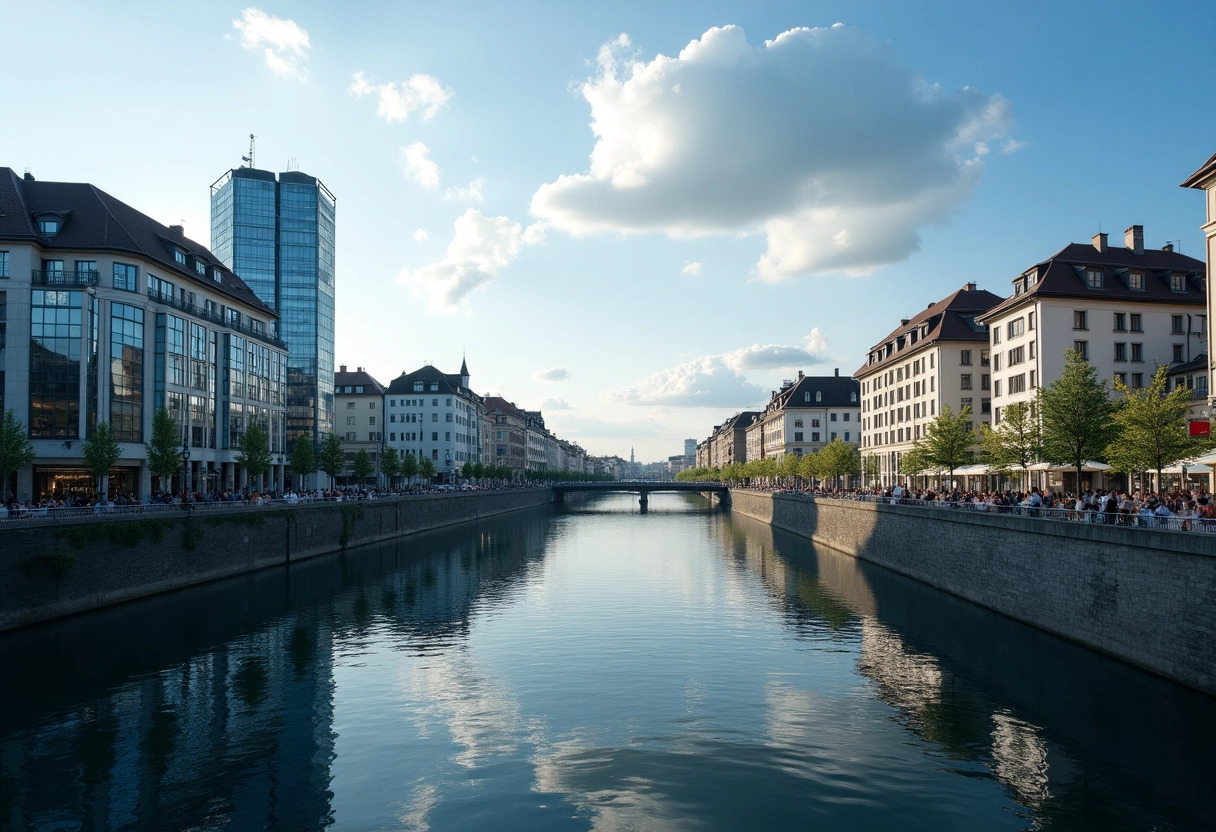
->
[385, 365, 483, 480]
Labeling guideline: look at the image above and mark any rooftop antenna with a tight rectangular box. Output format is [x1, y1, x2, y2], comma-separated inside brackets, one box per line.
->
[287, 157, 298, 172]
[241, 133, 255, 169]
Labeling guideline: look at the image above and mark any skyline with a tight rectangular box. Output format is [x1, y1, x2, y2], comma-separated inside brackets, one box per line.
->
[4, 1, 1214, 461]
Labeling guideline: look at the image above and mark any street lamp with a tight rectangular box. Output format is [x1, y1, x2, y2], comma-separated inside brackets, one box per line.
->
[180, 438, 191, 500]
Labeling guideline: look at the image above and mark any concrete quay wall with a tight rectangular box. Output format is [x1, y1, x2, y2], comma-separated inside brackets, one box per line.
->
[0, 489, 553, 632]
[729, 489, 1216, 696]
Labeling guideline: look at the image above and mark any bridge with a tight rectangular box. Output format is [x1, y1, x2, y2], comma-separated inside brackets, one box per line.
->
[551, 481, 730, 510]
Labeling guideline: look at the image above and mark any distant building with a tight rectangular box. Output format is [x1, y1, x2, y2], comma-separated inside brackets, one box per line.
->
[210, 167, 336, 450]
[978, 228, 1205, 423]
[1182, 151, 1216, 408]
[746, 369, 860, 462]
[384, 359, 482, 482]
[857, 282, 1006, 487]
[709, 411, 756, 469]
[334, 365, 385, 485]
[0, 168, 288, 501]
[684, 438, 697, 457]
[482, 395, 527, 477]
[1165, 353, 1208, 421]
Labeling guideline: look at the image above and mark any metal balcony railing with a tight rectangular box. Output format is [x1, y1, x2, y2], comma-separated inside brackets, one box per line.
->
[146, 290, 286, 350]
[31, 270, 100, 286]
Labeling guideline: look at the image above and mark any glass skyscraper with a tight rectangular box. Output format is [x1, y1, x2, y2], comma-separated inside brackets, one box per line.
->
[210, 168, 336, 449]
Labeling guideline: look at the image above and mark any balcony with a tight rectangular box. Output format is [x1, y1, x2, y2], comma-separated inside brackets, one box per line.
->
[147, 289, 286, 350]
[32, 270, 100, 286]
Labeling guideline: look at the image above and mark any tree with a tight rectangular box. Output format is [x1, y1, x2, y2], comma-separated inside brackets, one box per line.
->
[291, 434, 316, 492]
[418, 456, 437, 483]
[817, 438, 861, 490]
[1106, 366, 1207, 489]
[0, 409, 35, 500]
[799, 451, 821, 486]
[236, 423, 272, 491]
[83, 421, 120, 498]
[318, 433, 346, 490]
[400, 451, 419, 486]
[145, 407, 182, 493]
[900, 444, 931, 482]
[913, 404, 975, 487]
[861, 454, 881, 487]
[1039, 349, 1115, 491]
[380, 446, 401, 488]
[778, 452, 802, 485]
[978, 400, 1041, 484]
[353, 448, 375, 484]
[461, 461, 473, 480]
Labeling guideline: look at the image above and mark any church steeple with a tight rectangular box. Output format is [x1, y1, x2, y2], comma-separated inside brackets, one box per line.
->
[460, 354, 470, 388]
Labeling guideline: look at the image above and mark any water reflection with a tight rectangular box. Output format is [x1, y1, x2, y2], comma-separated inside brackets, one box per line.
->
[0, 497, 1211, 831]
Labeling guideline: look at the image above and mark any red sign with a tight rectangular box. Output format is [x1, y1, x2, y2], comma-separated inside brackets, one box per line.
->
[1189, 420, 1211, 438]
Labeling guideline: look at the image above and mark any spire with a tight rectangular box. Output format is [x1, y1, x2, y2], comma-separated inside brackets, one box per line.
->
[460, 353, 470, 388]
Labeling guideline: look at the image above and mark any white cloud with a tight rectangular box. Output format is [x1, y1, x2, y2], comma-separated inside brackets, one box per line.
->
[532, 24, 1014, 278]
[349, 71, 453, 123]
[613, 330, 829, 407]
[532, 367, 570, 382]
[1001, 138, 1028, 154]
[541, 397, 572, 411]
[232, 8, 310, 80]
[413, 228, 429, 243]
[445, 177, 485, 203]
[681, 261, 703, 276]
[400, 209, 545, 313]
[400, 142, 440, 189]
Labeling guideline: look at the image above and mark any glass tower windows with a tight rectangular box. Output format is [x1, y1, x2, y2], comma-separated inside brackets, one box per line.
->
[29, 290, 82, 437]
[109, 303, 145, 442]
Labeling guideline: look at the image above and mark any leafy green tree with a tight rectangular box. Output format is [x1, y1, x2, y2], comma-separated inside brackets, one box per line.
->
[817, 438, 861, 490]
[145, 407, 182, 493]
[861, 454, 881, 487]
[291, 434, 316, 491]
[472, 462, 485, 479]
[318, 433, 346, 489]
[461, 461, 473, 480]
[353, 448, 375, 484]
[1039, 349, 1115, 491]
[799, 451, 821, 485]
[237, 423, 272, 491]
[400, 451, 419, 486]
[899, 443, 931, 482]
[978, 400, 1041, 484]
[419, 456, 437, 483]
[380, 446, 401, 488]
[913, 404, 974, 487]
[0, 409, 36, 500]
[778, 452, 802, 485]
[1106, 366, 1208, 489]
[83, 421, 121, 497]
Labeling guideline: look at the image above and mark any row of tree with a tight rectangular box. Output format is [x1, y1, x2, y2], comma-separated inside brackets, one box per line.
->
[675, 437, 862, 488]
[903, 351, 1211, 488]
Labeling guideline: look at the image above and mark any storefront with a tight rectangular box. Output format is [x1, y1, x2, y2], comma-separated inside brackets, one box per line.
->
[33, 465, 141, 503]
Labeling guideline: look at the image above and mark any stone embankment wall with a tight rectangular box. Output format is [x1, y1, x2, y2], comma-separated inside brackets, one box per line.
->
[729, 489, 1216, 696]
[0, 489, 553, 632]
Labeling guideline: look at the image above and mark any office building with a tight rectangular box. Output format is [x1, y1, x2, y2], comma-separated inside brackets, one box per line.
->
[211, 167, 335, 450]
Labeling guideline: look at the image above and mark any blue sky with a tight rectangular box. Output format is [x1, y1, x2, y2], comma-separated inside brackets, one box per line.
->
[4, 1, 1214, 461]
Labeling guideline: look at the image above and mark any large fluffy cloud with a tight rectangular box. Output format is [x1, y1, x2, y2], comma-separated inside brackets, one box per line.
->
[613, 331, 829, 407]
[531, 24, 1013, 278]
[349, 71, 452, 122]
[400, 210, 546, 312]
[232, 8, 310, 80]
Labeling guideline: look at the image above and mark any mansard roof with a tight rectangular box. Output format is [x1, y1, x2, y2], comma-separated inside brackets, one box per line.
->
[857, 284, 1004, 377]
[335, 366, 386, 394]
[760, 372, 859, 416]
[482, 396, 525, 418]
[0, 167, 275, 317]
[385, 363, 477, 399]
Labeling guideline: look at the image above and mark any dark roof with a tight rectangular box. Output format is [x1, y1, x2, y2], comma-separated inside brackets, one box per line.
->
[385, 363, 477, 399]
[1168, 353, 1207, 376]
[856, 284, 1005, 377]
[1182, 150, 1216, 189]
[977, 241, 1205, 322]
[0, 167, 276, 317]
[335, 367, 386, 394]
[715, 411, 757, 437]
[761, 373, 859, 416]
[483, 396, 524, 418]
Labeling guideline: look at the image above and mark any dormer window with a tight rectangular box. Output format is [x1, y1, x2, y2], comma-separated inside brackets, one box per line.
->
[38, 218, 61, 235]
[804, 392, 811, 402]
[815, 391, 822, 402]
[1026, 270, 1038, 286]
[211, 268, 223, 283]
[430, 382, 439, 391]
[413, 381, 423, 392]
[1086, 268, 1104, 289]
[174, 250, 187, 266]
[1171, 273, 1186, 292]
[195, 261, 206, 275]
[850, 392, 857, 402]
[1129, 272, 1144, 290]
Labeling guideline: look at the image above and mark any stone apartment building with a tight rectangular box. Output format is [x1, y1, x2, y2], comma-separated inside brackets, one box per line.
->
[334, 365, 385, 485]
[384, 359, 482, 482]
[745, 370, 860, 461]
[482, 396, 527, 477]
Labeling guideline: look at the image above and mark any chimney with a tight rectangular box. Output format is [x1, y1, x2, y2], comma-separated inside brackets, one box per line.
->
[168, 224, 184, 236]
[834, 368, 840, 377]
[900, 318, 910, 326]
[964, 281, 976, 291]
[23, 172, 34, 182]
[1124, 225, 1143, 255]
[1163, 242, 1174, 252]
[1093, 232, 1108, 253]
[339, 364, 347, 372]
[798, 370, 804, 379]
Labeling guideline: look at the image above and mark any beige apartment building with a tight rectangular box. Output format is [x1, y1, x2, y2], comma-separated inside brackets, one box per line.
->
[745, 370, 860, 461]
[857, 283, 1005, 487]
[334, 365, 385, 485]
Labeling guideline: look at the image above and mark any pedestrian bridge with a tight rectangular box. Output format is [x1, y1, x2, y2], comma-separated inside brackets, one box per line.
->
[551, 481, 730, 509]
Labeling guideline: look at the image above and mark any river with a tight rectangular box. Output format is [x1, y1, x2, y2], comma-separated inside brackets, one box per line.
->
[0, 492, 1212, 830]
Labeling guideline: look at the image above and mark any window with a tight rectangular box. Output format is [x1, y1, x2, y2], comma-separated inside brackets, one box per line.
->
[345, 432, 356, 441]
[0, 250, 8, 278]
[430, 382, 439, 391]
[993, 354, 1002, 371]
[431, 413, 438, 422]
[981, 373, 990, 390]
[1073, 310, 1087, 330]
[1131, 342, 1143, 362]
[432, 398, 438, 406]
[1086, 269, 1104, 288]
[194, 261, 206, 275]
[1114, 313, 1127, 332]
[1114, 342, 1127, 362]
[1029, 341, 1036, 359]
[812, 432, 820, 442]
[109, 262, 136, 291]
[1028, 311, 1036, 330]
[355, 385, 364, 393]
[794, 432, 803, 442]
[994, 406, 1001, 424]
[815, 391, 822, 402]
[369, 401, 377, 409]
[994, 379, 1002, 397]
[960, 349, 972, 365]
[1172, 315, 1185, 334]
[1174, 344, 1185, 362]
[369, 416, 376, 425]
[1009, 346, 1025, 365]
[992, 328, 1001, 345]
[960, 373, 972, 390]
[346, 416, 356, 426]
[982, 398, 991, 413]
[844, 432, 850, 442]
[804, 392, 811, 402]
[1130, 313, 1143, 332]
[1009, 374, 1027, 394]
[1073, 340, 1089, 360]
[811, 419, 820, 427]
[980, 349, 990, 367]
[830, 412, 838, 422]
[831, 432, 837, 441]
[1030, 370, 1036, 388]
[38, 218, 61, 235]
[843, 413, 850, 421]
[413, 381, 423, 391]
[961, 397, 972, 411]
[1007, 318, 1025, 339]
[346, 401, 355, 409]
[1114, 372, 1127, 386]
[794, 419, 803, 428]
[174, 250, 187, 265]
[1132, 373, 1143, 389]
[1129, 272, 1144, 290]
[1171, 273, 1185, 292]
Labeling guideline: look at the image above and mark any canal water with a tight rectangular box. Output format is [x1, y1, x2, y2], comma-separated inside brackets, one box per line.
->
[1, 493, 1213, 831]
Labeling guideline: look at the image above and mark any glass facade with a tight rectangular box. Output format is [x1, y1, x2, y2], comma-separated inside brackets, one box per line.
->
[29, 290, 83, 437]
[109, 303, 144, 442]
[211, 169, 334, 452]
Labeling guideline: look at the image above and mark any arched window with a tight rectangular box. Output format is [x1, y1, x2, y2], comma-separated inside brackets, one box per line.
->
[815, 391, 822, 402]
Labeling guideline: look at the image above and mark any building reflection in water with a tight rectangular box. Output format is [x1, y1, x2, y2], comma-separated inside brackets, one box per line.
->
[722, 512, 1216, 831]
